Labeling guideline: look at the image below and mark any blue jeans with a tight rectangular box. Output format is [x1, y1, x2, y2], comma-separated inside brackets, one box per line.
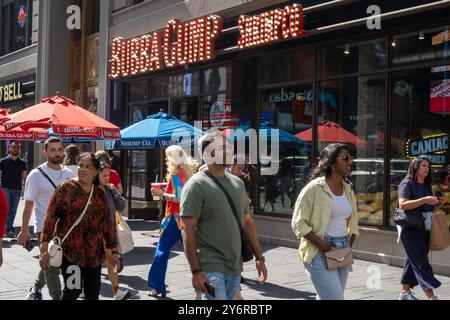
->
[4, 188, 22, 232]
[148, 215, 182, 294]
[303, 235, 350, 300]
[201, 272, 241, 300]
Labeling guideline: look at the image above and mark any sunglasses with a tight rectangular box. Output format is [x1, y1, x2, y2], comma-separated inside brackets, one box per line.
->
[337, 155, 354, 162]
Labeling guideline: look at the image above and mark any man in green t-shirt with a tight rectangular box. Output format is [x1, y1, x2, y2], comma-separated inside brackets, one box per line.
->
[181, 132, 267, 300]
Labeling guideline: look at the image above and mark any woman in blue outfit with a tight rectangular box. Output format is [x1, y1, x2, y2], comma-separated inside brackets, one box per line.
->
[397, 155, 443, 300]
[147, 145, 195, 297]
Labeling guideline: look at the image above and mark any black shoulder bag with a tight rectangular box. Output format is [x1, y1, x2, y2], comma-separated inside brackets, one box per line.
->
[393, 181, 423, 229]
[204, 171, 254, 262]
[37, 166, 57, 189]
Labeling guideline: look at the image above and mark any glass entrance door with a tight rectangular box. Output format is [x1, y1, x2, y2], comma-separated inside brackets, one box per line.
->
[127, 101, 168, 219]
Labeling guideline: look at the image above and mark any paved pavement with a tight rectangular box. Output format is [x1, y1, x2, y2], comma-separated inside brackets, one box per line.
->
[1, 200, 450, 300]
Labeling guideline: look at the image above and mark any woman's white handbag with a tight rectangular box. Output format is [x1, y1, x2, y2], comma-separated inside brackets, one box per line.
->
[115, 211, 134, 255]
[48, 237, 63, 267]
[48, 186, 94, 268]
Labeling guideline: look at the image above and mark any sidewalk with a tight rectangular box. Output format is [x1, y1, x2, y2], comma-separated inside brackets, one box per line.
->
[1, 200, 450, 300]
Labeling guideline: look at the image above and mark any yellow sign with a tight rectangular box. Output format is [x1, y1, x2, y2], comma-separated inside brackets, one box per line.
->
[0, 82, 23, 103]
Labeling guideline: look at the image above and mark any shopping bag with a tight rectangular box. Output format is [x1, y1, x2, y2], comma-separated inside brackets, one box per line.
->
[115, 211, 135, 254]
[430, 209, 450, 251]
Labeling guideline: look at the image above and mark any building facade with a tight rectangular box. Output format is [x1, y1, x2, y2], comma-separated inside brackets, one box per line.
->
[0, 0, 39, 165]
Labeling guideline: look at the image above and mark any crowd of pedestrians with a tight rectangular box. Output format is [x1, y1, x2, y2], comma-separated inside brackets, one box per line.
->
[0, 136, 447, 301]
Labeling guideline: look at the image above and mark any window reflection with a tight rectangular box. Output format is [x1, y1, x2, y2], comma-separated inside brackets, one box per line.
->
[390, 66, 450, 225]
[259, 85, 313, 216]
[319, 75, 385, 225]
[392, 26, 450, 67]
[204, 66, 231, 94]
[321, 39, 386, 78]
[260, 51, 314, 85]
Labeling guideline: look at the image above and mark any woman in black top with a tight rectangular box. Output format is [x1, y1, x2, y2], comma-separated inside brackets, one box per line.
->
[397, 155, 443, 300]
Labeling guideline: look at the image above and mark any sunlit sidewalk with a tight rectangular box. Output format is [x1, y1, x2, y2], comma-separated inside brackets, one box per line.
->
[1, 200, 450, 300]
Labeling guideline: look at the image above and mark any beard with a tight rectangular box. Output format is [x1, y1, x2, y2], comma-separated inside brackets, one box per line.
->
[48, 157, 62, 165]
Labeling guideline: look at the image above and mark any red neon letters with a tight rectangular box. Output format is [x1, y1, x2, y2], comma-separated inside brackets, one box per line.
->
[110, 15, 222, 79]
[238, 4, 305, 49]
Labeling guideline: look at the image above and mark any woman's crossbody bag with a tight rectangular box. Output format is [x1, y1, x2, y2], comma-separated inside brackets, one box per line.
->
[48, 185, 94, 267]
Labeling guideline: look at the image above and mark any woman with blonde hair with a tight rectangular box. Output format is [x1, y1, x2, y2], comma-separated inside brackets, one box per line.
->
[147, 145, 195, 297]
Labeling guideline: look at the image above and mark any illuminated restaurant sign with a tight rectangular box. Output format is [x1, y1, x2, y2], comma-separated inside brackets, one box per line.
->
[110, 15, 222, 79]
[0, 82, 23, 103]
[406, 133, 448, 166]
[238, 3, 305, 49]
[110, 3, 306, 79]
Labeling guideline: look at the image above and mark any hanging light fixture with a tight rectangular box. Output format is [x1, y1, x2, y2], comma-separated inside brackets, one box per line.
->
[344, 44, 350, 54]
[419, 31, 425, 40]
[391, 37, 396, 47]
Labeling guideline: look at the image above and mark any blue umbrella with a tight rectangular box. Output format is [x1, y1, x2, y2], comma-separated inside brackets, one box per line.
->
[106, 112, 204, 150]
[225, 121, 306, 145]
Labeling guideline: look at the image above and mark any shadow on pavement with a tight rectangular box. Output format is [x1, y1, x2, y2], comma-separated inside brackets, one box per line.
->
[126, 220, 160, 232]
[119, 246, 182, 268]
[104, 274, 174, 300]
[243, 278, 316, 300]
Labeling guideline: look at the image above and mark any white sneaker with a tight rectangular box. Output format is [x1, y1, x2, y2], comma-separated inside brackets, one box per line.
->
[26, 287, 43, 300]
[399, 289, 418, 300]
[429, 295, 439, 300]
[114, 289, 131, 300]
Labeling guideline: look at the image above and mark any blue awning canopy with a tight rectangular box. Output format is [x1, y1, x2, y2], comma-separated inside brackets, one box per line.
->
[106, 112, 204, 150]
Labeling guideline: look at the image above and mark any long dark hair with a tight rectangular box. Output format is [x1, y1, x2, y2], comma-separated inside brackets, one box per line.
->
[63, 145, 80, 166]
[76, 152, 101, 186]
[309, 143, 351, 182]
[404, 155, 433, 190]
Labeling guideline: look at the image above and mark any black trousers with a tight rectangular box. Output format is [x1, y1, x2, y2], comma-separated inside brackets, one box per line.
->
[60, 256, 102, 300]
[400, 225, 441, 290]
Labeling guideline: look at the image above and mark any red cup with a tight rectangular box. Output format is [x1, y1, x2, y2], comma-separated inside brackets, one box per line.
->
[151, 182, 168, 201]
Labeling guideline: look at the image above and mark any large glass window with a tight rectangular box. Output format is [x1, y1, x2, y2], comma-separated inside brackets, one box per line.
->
[319, 75, 386, 225]
[392, 26, 449, 67]
[151, 72, 200, 99]
[258, 84, 313, 216]
[321, 39, 386, 78]
[202, 93, 233, 130]
[260, 50, 314, 85]
[1, 0, 32, 55]
[390, 66, 450, 225]
[204, 65, 231, 94]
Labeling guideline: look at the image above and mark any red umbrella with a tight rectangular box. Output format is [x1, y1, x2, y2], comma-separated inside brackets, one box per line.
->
[296, 120, 367, 145]
[0, 107, 49, 141]
[3, 95, 121, 140]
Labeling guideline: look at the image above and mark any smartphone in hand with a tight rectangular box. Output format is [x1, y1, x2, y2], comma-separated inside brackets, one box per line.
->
[25, 240, 34, 252]
[204, 282, 216, 298]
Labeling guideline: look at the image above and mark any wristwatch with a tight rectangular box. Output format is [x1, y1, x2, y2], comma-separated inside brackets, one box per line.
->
[256, 256, 265, 263]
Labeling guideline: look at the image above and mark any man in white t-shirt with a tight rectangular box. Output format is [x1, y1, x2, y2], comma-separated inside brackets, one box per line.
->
[17, 138, 74, 300]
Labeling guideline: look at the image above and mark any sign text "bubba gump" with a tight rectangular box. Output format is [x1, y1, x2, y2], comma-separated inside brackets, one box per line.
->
[110, 15, 222, 79]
